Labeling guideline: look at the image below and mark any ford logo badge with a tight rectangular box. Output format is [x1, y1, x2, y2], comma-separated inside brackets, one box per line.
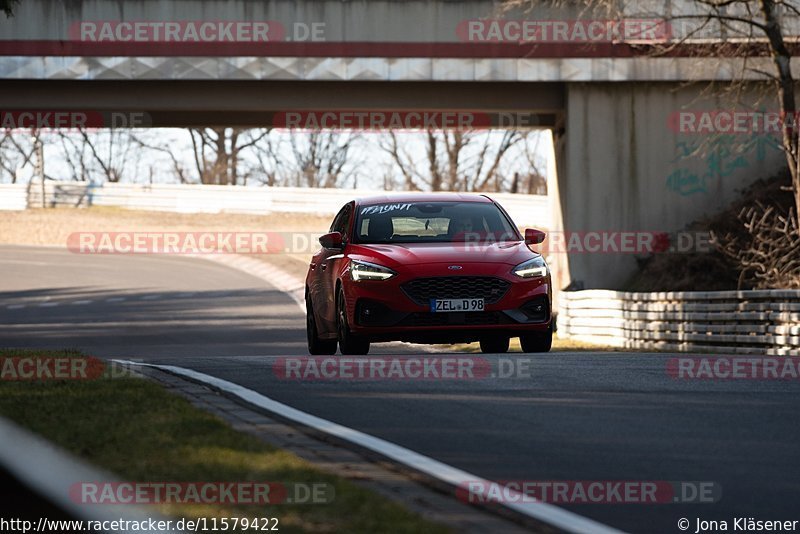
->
[448, 265, 463, 270]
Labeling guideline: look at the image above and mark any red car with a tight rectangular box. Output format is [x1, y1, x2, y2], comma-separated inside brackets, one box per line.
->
[305, 193, 552, 355]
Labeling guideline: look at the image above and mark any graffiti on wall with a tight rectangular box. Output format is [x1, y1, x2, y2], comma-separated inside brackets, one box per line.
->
[666, 133, 782, 196]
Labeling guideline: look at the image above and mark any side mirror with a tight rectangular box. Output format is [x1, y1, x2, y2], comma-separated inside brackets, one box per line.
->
[524, 228, 546, 245]
[319, 231, 344, 250]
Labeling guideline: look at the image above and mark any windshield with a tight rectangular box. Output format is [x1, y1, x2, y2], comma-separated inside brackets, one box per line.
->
[353, 201, 519, 244]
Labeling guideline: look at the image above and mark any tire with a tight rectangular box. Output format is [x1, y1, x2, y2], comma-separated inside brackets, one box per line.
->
[479, 336, 509, 354]
[306, 295, 337, 355]
[337, 287, 370, 355]
[519, 327, 553, 353]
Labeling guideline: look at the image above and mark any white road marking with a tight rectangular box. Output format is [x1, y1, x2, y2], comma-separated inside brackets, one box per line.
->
[7, 304, 25, 310]
[72, 300, 92, 305]
[141, 295, 160, 300]
[38, 302, 58, 307]
[114, 360, 623, 534]
[105, 297, 126, 303]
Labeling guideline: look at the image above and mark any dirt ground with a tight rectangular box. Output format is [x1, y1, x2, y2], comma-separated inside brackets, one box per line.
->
[0, 206, 331, 246]
[0, 206, 330, 277]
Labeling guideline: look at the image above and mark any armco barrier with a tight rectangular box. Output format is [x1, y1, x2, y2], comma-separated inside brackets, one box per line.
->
[558, 289, 800, 355]
[22, 181, 550, 228]
[0, 415, 181, 532]
[0, 184, 28, 210]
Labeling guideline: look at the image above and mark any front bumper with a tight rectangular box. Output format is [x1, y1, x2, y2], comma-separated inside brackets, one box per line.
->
[342, 264, 552, 343]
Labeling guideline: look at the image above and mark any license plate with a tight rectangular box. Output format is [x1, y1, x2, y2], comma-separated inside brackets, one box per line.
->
[429, 298, 484, 312]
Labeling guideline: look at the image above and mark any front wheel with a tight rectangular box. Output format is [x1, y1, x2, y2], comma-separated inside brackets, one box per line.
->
[337, 287, 370, 355]
[307, 296, 337, 355]
[519, 328, 553, 353]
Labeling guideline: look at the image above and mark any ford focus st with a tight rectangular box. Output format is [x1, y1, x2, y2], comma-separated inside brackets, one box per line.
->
[305, 194, 552, 355]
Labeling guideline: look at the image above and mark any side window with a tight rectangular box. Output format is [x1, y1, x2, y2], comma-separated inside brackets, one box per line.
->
[330, 203, 353, 239]
[329, 205, 346, 232]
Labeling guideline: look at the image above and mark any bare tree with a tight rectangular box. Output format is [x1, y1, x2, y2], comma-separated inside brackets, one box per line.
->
[519, 132, 548, 194]
[380, 129, 528, 192]
[713, 202, 800, 288]
[55, 132, 89, 182]
[187, 128, 271, 185]
[83, 129, 135, 182]
[48, 128, 141, 183]
[0, 130, 38, 183]
[381, 132, 423, 190]
[131, 132, 194, 184]
[253, 131, 362, 188]
[131, 128, 361, 188]
[251, 134, 282, 187]
[131, 128, 272, 185]
[470, 130, 524, 191]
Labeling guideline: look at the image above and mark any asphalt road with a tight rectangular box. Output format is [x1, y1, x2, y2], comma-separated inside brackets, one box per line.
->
[2, 245, 798, 534]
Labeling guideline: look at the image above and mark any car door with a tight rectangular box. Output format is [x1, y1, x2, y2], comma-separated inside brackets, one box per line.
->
[314, 202, 353, 334]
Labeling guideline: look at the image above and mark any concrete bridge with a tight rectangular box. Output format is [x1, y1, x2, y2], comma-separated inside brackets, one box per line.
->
[1, 0, 797, 288]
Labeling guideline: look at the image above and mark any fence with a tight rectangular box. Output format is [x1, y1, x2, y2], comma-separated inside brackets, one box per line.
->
[558, 290, 800, 355]
[7, 181, 551, 228]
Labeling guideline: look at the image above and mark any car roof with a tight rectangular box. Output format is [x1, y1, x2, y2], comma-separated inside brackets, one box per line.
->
[355, 192, 494, 206]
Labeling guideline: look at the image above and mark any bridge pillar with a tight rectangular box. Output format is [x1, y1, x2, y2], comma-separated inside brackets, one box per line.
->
[553, 82, 789, 289]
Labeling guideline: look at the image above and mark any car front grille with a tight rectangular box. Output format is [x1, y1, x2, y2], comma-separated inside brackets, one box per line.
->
[402, 276, 510, 305]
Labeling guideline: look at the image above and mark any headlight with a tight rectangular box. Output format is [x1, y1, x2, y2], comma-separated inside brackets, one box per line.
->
[512, 256, 548, 279]
[350, 260, 397, 281]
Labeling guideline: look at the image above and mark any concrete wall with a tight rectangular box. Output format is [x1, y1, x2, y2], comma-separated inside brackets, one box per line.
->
[555, 82, 791, 289]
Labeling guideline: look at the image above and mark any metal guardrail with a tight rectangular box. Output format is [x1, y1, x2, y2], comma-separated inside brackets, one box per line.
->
[558, 289, 800, 355]
[0, 184, 28, 210]
[0, 415, 181, 533]
[17, 181, 551, 228]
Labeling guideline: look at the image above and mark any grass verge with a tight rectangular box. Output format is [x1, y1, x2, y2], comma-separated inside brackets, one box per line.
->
[0, 349, 449, 534]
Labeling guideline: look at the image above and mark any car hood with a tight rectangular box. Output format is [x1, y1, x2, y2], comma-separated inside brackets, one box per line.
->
[347, 241, 538, 268]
